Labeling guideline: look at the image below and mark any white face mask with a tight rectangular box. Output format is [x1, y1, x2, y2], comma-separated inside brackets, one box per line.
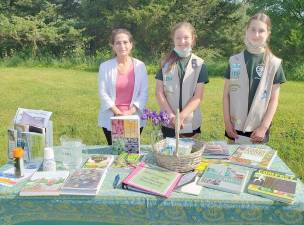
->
[174, 47, 192, 58]
[244, 33, 266, 54]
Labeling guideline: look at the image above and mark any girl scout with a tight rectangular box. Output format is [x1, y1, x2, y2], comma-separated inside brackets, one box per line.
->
[223, 13, 286, 143]
[155, 22, 209, 138]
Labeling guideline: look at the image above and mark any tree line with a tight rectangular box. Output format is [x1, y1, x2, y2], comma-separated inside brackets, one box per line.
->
[0, 0, 303, 79]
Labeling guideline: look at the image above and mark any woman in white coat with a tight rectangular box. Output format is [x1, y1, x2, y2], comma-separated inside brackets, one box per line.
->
[98, 29, 148, 145]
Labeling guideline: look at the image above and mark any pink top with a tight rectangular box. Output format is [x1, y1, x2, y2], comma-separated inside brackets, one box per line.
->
[115, 63, 135, 113]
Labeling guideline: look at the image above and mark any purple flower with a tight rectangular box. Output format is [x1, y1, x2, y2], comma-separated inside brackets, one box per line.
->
[141, 108, 170, 127]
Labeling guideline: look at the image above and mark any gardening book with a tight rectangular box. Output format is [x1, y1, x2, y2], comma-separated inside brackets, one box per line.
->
[247, 169, 297, 204]
[82, 155, 114, 169]
[202, 141, 230, 159]
[111, 115, 140, 154]
[122, 163, 181, 198]
[229, 145, 277, 169]
[19, 171, 69, 196]
[111, 152, 144, 168]
[61, 169, 107, 195]
[197, 163, 249, 194]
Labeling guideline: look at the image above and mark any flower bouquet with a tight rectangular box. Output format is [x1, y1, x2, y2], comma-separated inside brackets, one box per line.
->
[141, 109, 170, 144]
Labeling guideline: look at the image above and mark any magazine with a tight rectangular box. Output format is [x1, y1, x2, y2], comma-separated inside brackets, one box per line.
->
[247, 169, 297, 204]
[197, 163, 249, 194]
[111, 115, 140, 154]
[61, 169, 107, 195]
[122, 163, 181, 198]
[229, 145, 277, 169]
[19, 171, 69, 196]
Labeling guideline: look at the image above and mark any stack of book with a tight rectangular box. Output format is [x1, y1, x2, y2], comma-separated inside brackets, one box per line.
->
[202, 141, 230, 159]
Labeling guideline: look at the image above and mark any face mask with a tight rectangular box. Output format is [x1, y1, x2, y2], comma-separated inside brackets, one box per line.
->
[244, 33, 266, 54]
[174, 47, 192, 58]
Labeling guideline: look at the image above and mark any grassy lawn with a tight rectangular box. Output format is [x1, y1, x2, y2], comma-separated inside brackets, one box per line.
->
[0, 67, 303, 179]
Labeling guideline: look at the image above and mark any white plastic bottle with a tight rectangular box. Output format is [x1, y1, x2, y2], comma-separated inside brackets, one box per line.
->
[43, 147, 56, 171]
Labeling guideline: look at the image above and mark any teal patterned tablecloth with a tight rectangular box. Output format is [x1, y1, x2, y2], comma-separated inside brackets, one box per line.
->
[0, 145, 303, 225]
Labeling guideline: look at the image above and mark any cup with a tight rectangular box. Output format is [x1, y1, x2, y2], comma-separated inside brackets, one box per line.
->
[60, 136, 85, 170]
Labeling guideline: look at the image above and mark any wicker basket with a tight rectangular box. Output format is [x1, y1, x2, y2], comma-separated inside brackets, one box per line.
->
[152, 139, 205, 173]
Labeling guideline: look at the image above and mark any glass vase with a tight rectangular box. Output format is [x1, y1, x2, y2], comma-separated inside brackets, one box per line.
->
[150, 128, 163, 145]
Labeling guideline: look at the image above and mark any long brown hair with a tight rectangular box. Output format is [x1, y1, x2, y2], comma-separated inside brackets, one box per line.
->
[246, 13, 272, 65]
[161, 22, 196, 73]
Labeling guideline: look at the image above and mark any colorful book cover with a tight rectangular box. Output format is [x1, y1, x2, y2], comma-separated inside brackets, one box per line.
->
[19, 171, 69, 196]
[61, 169, 107, 195]
[203, 141, 229, 157]
[247, 169, 297, 204]
[111, 152, 143, 168]
[111, 115, 140, 154]
[197, 164, 249, 194]
[229, 145, 277, 169]
[82, 155, 114, 169]
[122, 163, 181, 198]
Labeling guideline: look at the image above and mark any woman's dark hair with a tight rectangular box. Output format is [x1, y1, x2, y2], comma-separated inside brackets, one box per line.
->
[110, 28, 134, 45]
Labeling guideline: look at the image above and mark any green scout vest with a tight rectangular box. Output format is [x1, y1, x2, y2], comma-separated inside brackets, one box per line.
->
[162, 54, 204, 132]
[229, 51, 281, 132]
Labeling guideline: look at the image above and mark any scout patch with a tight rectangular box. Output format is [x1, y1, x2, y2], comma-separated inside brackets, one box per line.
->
[231, 63, 241, 80]
[261, 90, 268, 100]
[229, 84, 241, 92]
[191, 59, 198, 68]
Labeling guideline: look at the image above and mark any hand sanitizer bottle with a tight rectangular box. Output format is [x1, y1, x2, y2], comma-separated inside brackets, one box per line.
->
[43, 147, 56, 171]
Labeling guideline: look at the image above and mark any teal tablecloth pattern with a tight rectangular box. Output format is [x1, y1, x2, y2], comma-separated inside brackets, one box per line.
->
[0, 145, 304, 225]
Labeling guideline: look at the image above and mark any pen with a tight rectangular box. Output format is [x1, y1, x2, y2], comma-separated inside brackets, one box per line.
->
[113, 174, 120, 189]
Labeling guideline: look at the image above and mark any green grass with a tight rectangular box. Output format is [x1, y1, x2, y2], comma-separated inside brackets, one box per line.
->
[0, 67, 303, 179]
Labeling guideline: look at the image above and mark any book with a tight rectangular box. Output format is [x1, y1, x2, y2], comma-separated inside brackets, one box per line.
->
[61, 169, 107, 195]
[197, 164, 249, 194]
[202, 141, 230, 159]
[111, 115, 140, 154]
[195, 159, 229, 176]
[247, 169, 297, 204]
[0, 161, 42, 187]
[229, 145, 277, 169]
[82, 155, 114, 169]
[111, 152, 144, 168]
[19, 171, 69, 196]
[122, 163, 181, 198]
